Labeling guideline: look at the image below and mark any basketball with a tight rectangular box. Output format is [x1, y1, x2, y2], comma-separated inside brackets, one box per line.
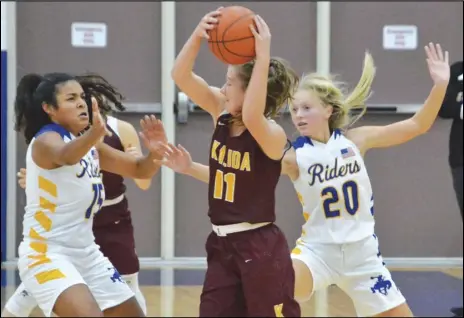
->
[207, 6, 256, 65]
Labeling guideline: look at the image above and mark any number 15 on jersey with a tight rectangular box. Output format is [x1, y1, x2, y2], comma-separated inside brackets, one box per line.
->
[85, 183, 104, 219]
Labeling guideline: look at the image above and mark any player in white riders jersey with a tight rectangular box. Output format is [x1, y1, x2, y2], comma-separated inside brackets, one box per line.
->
[291, 128, 374, 244]
[155, 43, 450, 317]
[284, 43, 450, 317]
[2, 74, 151, 317]
[10, 72, 167, 317]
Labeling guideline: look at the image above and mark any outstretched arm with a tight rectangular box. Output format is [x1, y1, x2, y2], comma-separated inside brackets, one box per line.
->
[171, 8, 225, 124]
[99, 115, 166, 179]
[98, 144, 161, 180]
[241, 15, 287, 160]
[185, 162, 210, 184]
[348, 43, 450, 153]
[155, 144, 209, 184]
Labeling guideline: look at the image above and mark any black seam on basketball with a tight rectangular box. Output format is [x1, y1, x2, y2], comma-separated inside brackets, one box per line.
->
[208, 35, 255, 43]
[221, 12, 256, 43]
[222, 38, 255, 59]
[220, 12, 256, 62]
[214, 21, 230, 64]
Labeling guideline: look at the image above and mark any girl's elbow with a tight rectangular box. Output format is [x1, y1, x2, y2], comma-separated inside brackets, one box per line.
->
[134, 171, 153, 181]
[410, 118, 431, 136]
[417, 122, 432, 135]
[418, 127, 430, 136]
[171, 64, 186, 83]
[135, 180, 152, 191]
[171, 67, 180, 81]
[134, 165, 160, 180]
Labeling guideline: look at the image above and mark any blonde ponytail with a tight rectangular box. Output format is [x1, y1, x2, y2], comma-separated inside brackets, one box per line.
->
[341, 52, 376, 128]
[298, 52, 376, 131]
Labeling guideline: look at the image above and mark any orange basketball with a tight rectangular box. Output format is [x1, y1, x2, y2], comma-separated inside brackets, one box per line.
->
[207, 6, 256, 65]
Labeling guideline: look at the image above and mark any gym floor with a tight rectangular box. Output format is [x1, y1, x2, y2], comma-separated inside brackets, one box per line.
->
[1, 267, 462, 317]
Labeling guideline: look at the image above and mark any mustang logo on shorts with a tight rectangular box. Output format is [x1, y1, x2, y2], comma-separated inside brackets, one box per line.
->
[108, 267, 124, 283]
[370, 275, 392, 296]
[20, 289, 30, 297]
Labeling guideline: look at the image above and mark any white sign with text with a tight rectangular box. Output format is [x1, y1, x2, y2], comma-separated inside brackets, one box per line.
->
[71, 22, 107, 48]
[383, 25, 418, 51]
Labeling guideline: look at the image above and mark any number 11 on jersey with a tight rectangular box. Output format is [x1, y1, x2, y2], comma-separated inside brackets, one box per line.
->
[213, 170, 236, 203]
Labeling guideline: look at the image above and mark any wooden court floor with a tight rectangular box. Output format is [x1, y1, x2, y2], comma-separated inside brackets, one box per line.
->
[2, 268, 462, 317]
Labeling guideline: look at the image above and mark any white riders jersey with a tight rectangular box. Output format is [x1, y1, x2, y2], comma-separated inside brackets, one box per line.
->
[292, 130, 375, 244]
[22, 123, 105, 249]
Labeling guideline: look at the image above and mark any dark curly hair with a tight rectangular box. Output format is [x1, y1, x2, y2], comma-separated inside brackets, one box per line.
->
[76, 73, 126, 116]
[14, 72, 126, 144]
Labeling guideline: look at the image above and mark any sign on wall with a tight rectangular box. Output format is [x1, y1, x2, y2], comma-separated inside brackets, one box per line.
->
[383, 25, 418, 51]
[71, 22, 107, 48]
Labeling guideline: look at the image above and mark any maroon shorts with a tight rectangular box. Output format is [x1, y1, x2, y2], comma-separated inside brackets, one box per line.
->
[93, 214, 140, 275]
[200, 223, 300, 317]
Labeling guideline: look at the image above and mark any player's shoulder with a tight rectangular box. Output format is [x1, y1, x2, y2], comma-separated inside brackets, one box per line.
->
[114, 117, 137, 135]
[340, 128, 364, 150]
[292, 136, 314, 151]
[35, 123, 72, 141]
[111, 116, 130, 128]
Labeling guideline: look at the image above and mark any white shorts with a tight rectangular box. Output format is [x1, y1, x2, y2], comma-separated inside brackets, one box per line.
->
[17, 240, 135, 317]
[4, 274, 144, 317]
[291, 234, 406, 317]
[2, 283, 37, 317]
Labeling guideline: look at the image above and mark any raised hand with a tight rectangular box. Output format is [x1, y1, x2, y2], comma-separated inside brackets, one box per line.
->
[139, 115, 169, 157]
[249, 15, 271, 61]
[89, 96, 112, 140]
[425, 42, 450, 87]
[195, 7, 223, 40]
[154, 143, 193, 174]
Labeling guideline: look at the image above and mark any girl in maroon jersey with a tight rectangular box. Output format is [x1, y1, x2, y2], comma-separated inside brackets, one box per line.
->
[171, 8, 300, 317]
[2, 74, 159, 317]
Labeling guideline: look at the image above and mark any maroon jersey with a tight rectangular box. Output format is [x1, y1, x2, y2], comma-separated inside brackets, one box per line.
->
[92, 117, 139, 275]
[94, 118, 129, 227]
[208, 113, 283, 225]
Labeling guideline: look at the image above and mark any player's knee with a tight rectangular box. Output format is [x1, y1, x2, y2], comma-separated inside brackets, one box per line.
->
[292, 259, 314, 302]
[122, 273, 147, 315]
[121, 273, 139, 294]
[3, 291, 37, 317]
[1, 309, 17, 317]
[53, 284, 103, 317]
[134, 291, 147, 316]
[103, 296, 145, 317]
